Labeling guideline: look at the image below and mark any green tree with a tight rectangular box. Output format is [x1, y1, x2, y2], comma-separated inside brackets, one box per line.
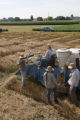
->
[8, 17, 14, 21]
[14, 17, 20, 21]
[71, 14, 74, 19]
[55, 16, 65, 20]
[30, 15, 34, 21]
[37, 17, 43, 21]
[2, 18, 8, 21]
[47, 16, 53, 21]
[65, 16, 71, 20]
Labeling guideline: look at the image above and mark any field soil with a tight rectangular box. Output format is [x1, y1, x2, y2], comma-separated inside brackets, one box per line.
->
[0, 26, 80, 120]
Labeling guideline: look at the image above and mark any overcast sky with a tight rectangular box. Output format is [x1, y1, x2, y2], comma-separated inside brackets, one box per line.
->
[0, 0, 80, 18]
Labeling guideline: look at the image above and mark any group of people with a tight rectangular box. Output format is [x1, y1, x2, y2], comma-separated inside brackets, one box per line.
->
[44, 63, 80, 105]
[18, 44, 80, 105]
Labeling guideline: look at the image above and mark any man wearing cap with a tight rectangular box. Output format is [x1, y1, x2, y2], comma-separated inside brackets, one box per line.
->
[68, 63, 80, 105]
[40, 44, 56, 67]
[45, 44, 56, 61]
[43, 66, 58, 104]
[18, 54, 27, 87]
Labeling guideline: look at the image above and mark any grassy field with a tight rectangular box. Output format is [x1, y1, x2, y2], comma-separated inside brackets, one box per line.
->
[32, 24, 80, 32]
[1, 24, 80, 32]
[54, 24, 80, 32]
[0, 25, 80, 120]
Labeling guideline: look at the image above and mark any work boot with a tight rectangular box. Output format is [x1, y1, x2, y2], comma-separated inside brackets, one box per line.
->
[54, 99, 58, 104]
[46, 99, 52, 105]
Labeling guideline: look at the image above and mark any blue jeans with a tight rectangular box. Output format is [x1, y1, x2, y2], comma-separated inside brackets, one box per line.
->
[21, 70, 26, 87]
[47, 88, 57, 101]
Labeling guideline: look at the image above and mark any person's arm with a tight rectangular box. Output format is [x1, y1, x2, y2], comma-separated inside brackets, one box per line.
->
[43, 72, 47, 87]
[52, 49, 56, 55]
[17, 59, 21, 65]
[70, 71, 77, 87]
[45, 51, 49, 59]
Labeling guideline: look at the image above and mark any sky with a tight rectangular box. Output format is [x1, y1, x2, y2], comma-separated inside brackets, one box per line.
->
[0, 0, 80, 19]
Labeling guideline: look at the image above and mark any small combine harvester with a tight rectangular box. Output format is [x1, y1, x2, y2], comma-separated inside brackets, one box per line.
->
[16, 48, 80, 94]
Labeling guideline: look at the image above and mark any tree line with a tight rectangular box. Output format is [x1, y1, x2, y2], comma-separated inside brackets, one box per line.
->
[0, 15, 72, 22]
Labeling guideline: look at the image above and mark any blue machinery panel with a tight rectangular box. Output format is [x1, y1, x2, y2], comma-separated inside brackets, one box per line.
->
[16, 64, 80, 89]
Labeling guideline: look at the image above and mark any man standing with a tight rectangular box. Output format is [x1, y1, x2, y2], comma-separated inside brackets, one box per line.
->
[43, 66, 58, 104]
[18, 54, 27, 88]
[68, 63, 80, 105]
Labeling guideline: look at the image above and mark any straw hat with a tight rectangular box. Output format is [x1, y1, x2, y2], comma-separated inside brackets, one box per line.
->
[19, 54, 24, 59]
[68, 63, 76, 69]
[46, 66, 53, 72]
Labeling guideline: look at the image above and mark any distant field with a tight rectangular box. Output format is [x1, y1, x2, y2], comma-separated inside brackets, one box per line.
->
[1, 24, 80, 32]
[54, 24, 80, 32]
[0, 20, 80, 25]
[0, 25, 51, 32]
[32, 24, 80, 32]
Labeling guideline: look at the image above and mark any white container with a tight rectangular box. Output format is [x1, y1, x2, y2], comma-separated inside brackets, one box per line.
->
[56, 48, 71, 67]
[56, 48, 70, 58]
[70, 48, 80, 68]
[69, 48, 80, 58]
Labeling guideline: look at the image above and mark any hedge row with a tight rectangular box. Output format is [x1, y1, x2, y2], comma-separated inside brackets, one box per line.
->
[56, 30, 80, 32]
[32, 28, 41, 31]
[32, 28, 80, 32]
[0, 28, 8, 32]
[0, 20, 80, 25]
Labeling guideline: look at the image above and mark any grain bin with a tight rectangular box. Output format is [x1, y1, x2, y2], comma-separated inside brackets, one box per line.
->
[69, 48, 80, 69]
[56, 48, 71, 67]
[69, 48, 80, 58]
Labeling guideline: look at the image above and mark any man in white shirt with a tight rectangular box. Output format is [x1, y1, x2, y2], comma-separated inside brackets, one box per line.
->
[45, 44, 56, 61]
[68, 63, 80, 105]
[45, 44, 56, 67]
[40, 44, 56, 68]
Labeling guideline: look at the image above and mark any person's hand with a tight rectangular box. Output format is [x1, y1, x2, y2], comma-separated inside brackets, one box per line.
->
[26, 60, 28, 64]
[69, 73, 72, 77]
[57, 83, 61, 86]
